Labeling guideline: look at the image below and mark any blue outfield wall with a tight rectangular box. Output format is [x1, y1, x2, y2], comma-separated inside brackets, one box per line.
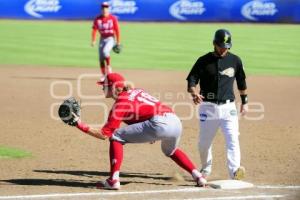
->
[0, 0, 299, 23]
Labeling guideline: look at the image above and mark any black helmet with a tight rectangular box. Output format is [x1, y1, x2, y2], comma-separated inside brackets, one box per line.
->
[213, 29, 232, 48]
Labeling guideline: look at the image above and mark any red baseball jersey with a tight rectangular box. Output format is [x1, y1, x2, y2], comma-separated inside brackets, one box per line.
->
[101, 88, 173, 137]
[92, 14, 120, 39]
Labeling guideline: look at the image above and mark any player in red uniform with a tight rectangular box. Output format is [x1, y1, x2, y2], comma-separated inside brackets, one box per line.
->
[91, 2, 121, 78]
[73, 73, 207, 190]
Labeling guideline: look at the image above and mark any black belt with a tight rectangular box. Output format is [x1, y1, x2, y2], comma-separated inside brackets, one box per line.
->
[204, 99, 234, 105]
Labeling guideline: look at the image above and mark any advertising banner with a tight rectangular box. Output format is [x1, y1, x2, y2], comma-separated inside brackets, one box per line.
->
[0, 0, 299, 23]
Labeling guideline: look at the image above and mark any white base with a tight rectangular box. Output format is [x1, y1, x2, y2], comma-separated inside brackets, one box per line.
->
[208, 180, 254, 189]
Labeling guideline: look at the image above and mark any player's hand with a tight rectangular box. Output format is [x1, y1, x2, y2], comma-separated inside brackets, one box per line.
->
[240, 103, 248, 116]
[191, 93, 204, 105]
[71, 112, 80, 125]
[91, 41, 96, 47]
[97, 132, 108, 140]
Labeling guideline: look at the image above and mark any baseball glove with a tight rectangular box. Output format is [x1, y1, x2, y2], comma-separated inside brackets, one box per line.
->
[58, 97, 80, 126]
[112, 44, 122, 54]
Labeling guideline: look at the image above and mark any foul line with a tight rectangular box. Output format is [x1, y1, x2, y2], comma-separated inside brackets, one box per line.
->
[168, 195, 286, 200]
[257, 185, 300, 189]
[0, 188, 202, 199]
[0, 185, 299, 200]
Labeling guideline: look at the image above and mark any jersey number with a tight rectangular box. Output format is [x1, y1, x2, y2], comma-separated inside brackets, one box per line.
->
[137, 92, 159, 106]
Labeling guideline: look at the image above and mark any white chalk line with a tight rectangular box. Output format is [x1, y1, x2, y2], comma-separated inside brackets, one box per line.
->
[0, 188, 201, 200]
[168, 195, 286, 200]
[0, 185, 299, 200]
[257, 185, 300, 189]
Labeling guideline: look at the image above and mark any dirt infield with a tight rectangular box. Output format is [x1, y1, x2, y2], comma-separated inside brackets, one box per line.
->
[0, 66, 299, 198]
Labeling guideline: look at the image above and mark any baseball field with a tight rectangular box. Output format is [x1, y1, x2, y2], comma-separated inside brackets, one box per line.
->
[0, 20, 300, 199]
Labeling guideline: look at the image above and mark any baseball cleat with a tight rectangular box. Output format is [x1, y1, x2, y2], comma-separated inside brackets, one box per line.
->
[196, 176, 207, 187]
[99, 75, 106, 82]
[200, 169, 210, 179]
[233, 166, 245, 180]
[96, 178, 121, 190]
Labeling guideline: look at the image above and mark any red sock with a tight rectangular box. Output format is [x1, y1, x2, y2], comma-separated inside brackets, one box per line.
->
[100, 67, 105, 75]
[105, 57, 112, 74]
[170, 148, 196, 175]
[109, 140, 123, 180]
[100, 62, 106, 75]
[106, 65, 112, 74]
[105, 57, 110, 66]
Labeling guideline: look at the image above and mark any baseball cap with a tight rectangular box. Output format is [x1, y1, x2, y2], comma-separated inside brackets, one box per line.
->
[97, 73, 125, 88]
[101, 2, 109, 8]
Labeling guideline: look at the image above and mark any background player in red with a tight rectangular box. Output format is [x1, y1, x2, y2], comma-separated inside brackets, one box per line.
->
[91, 2, 121, 79]
[72, 73, 207, 190]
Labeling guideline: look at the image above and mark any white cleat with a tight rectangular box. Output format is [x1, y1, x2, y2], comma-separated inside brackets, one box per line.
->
[196, 176, 207, 187]
[99, 75, 106, 82]
[96, 179, 121, 190]
[200, 169, 210, 179]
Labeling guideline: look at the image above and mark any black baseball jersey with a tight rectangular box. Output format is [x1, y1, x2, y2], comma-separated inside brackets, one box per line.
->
[186, 52, 247, 101]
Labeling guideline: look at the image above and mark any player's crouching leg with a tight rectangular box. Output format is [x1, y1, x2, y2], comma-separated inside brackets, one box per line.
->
[166, 147, 207, 187]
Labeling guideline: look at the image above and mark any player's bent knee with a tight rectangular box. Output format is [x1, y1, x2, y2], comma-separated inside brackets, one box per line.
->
[161, 145, 176, 157]
[162, 149, 175, 157]
[103, 51, 111, 58]
[110, 134, 126, 144]
[161, 136, 180, 156]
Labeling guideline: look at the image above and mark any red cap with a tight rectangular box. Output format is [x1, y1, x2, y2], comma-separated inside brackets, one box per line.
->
[97, 73, 125, 88]
[101, 2, 109, 8]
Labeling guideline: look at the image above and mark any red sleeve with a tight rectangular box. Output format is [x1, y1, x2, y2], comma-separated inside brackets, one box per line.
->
[101, 99, 131, 137]
[92, 17, 98, 30]
[112, 15, 120, 44]
[91, 17, 98, 42]
[91, 29, 97, 42]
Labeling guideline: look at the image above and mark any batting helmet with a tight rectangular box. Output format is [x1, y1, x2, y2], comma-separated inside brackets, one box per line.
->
[213, 29, 232, 49]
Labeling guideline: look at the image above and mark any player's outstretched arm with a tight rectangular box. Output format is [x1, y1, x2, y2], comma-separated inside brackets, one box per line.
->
[72, 113, 108, 140]
[76, 120, 108, 140]
[82, 125, 108, 140]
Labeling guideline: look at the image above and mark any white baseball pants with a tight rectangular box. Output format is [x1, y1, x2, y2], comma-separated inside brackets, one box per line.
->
[198, 101, 240, 178]
[99, 36, 115, 63]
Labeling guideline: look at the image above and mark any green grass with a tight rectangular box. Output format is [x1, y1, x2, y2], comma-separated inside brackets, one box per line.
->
[0, 146, 32, 159]
[0, 20, 299, 76]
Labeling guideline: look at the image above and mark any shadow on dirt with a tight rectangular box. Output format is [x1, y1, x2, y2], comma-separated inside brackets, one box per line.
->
[0, 179, 171, 188]
[0, 170, 173, 188]
[33, 170, 172, 180]
[0, 179, 97, 188]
